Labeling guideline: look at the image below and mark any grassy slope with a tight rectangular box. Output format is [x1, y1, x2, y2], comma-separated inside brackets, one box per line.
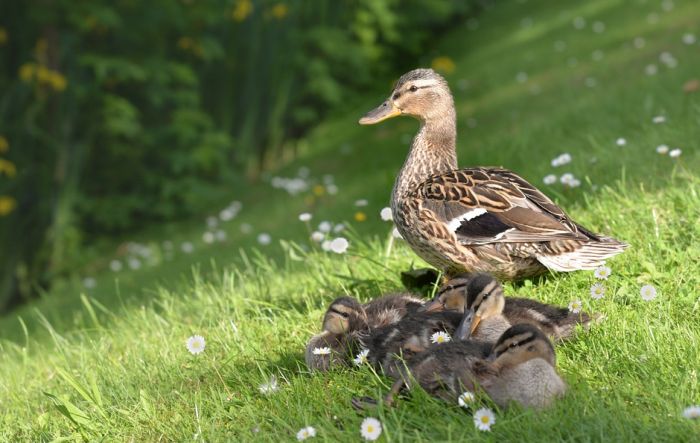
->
[2, 0, 700, 440]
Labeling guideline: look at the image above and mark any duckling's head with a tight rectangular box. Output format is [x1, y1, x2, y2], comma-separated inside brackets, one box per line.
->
[359, 68, 454, 125]
[322, 296, 366, 334]
[454, 273, 505, 339]
[419, 273, 471, 313]
[491, 324, 556, 369]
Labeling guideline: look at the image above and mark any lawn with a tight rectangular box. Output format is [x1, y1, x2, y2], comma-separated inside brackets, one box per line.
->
[1, 0, 699, 441]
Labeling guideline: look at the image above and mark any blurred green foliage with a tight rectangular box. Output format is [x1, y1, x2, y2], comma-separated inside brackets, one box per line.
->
[0, 0, 476, 310]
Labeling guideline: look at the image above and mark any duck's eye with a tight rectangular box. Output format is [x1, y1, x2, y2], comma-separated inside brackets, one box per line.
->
[409, 85, 418, 92]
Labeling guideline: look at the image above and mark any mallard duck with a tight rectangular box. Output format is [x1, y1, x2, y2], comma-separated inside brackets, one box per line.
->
[424, 273, 593, 341]
[359, 68, 627, 280]
[362, 323, 564, 410]
[305, 293, 424, 371]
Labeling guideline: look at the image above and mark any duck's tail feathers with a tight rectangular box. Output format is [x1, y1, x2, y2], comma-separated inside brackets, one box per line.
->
[536, 237, 628, 272]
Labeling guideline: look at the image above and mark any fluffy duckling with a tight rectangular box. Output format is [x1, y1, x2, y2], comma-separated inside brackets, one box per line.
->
[424, 273, 592, 341]
[366, 324, 564, 410]
[305, 293, 424, 371]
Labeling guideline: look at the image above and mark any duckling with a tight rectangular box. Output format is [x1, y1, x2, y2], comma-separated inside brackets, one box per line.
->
[305, 293, 424, 371]
[365, 324, 564, 410]
[424, 273, 592, 341]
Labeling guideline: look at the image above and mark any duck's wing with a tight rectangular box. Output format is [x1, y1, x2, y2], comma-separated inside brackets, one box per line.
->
[416, 167, 595, 245]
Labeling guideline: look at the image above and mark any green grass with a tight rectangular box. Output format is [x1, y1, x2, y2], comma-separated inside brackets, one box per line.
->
[2, 0, 700, 440]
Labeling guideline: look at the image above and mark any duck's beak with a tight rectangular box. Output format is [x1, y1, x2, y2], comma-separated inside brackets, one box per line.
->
[417, 299, 443, 313]
[455, 309, 480, 340]
[359, 100, 401, 125]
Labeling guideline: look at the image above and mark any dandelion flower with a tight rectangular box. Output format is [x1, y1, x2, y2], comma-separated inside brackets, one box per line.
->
[311, 231, 325, 242]
[354, 211, 367, 222]
[330, 237, 349, 254]
[299, 213, 312, 222]
[640, 284, 657, 301]
[683, 405, 700, 419]
[656, 144, 669, 154]
[186, 335, 206, 355]
[652, 115, 666, 124]
[259, 376, 279, 395]
[590, 283, 605, 300]
[430, 331, 451, 344]
[312, 347, 331, 355]
[296, 426, 316, 441]
[360, 417, 382, 441]
[380, 207, 393, 221]
[257, 233, 272, 245]
[594, 265, 612, 280]
[458, 391, 476, 408]
[312, 185, 325, 196]
[318, 221, 332, 233]
[473, 408, 496, 431]
[669, 148, 682, 158]
[568, 299, 582, 314]
[616, 137, 626, 146]
[543, 174, 557, 185]
[354, 349, 370, 366]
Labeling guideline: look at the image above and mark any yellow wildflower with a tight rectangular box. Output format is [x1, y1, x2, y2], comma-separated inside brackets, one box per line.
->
[0, 159, 16, 177]
[48, 71, 67, 92]
[0, 27, 7, 45]
[232, 0, 253, 22]
[271, 3, 288, 20]
[354, 211, 367, 222]
[0, 136, 8, 153]
[312, 184, 325, 196]
[36, 65, 51, 84]
[19, 63, 36, 83]
[431, 56, 456, 75]
[0, 196, 16, 216]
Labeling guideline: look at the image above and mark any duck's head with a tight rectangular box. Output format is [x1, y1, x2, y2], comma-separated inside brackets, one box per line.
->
[490, 324, 556, 368]
[454, 273, 505, 340]
[359, 68, 453, 125]
[419, 273, 471, 314]
[322, 296, 366, 334]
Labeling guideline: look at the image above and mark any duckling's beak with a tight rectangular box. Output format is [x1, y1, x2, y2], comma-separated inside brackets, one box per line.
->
[359, 100, 401, 125]
[417, 299, 442, 313]
[455, 309, 479, 340]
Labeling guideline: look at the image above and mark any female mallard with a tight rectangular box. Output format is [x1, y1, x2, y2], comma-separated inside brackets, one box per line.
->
[359, 69, 627, 280]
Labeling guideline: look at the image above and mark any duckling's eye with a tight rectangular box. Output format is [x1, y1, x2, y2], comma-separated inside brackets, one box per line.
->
[339, 312, 350, 319]
[409, 85, 418, 92]
[527, 345, 535, 352]
[392, 93, 400, 100]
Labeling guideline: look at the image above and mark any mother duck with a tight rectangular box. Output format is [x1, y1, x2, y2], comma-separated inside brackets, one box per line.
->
[359, 68, 626, 280]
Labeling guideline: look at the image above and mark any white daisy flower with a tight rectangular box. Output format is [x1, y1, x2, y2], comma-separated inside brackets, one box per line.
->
[326, 184, 338, 195]
[240, 223, 252, 234]
[215, 230, 226, 242]
[458, 391, 476, 408]
[82, 277, 96, 289]
[594, 265, 612, 280]
[645, 64, 658, 76]
[683, 405, 700, 419]
[380, 207, 393, 221]
[656, 144, 669, 154]
[333, 223, 346, 233]
[354, 349, 370, 366]
[219, 208, 235, 221]
[206, 216, 218, 228]
[110, 260, 122, 272]
[299, 213, 312, 222]
[330, 237, 349, 254]
[312, 347, 331, 355]
[203, 232, 215, 244]
[181, 242, 194, 253]
[318, 221, 332, 233]
[321, 240, 332, 252]
[296, 426, 316, 441]
[473, 408, 496, 431]
[186, 335, 206, 355]
[652, 115, 666, 124]
[592, 21, 605, 33]
[590, 283, 605, 300]
[573, 17, 585, 29]
[297, 166, 310, 178]
[682, 33, 697, 45]
[355, 199, 369, 207]
[669, 148, 682, 158]
[560, 173, 575, 185]
[567, 178, 581, 188]
[259, 376, 279, 395]
[543, 174, 557, 185]
[128, 258, 142, 270]
[640, 284, 657, 301]
[616, 137, 626, 146]
[633, 37, 646, 48]
[430, 331, 451, 344]
[360, 417, 382, 441]
[257, 233, 271, 245]
[392, 227, 403, 239]
[311, 231, 325, 243]
[568, 299, 582, 314]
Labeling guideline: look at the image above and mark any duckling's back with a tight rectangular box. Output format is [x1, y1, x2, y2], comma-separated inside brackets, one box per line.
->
[486, 358, 566, 409]
[504, 298, 591, 341]
[363, 293, 424, 329]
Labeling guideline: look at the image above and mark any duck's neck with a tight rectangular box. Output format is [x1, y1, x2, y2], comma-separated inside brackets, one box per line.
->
[392, 109, 457, 199]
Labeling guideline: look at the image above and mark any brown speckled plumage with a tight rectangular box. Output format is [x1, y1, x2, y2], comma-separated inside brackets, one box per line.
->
[360, 68, 627, 280]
